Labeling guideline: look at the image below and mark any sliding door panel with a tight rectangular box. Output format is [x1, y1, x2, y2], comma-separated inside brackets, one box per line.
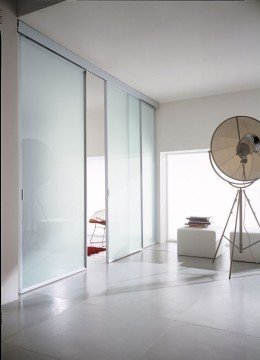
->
[128, 96, 142, 253]
[106, 84, 141, 262]
[141, 102, 155, 247]
[21, 37, 85, 290]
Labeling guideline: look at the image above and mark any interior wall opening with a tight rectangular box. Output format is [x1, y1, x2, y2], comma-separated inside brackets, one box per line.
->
[86, 73, 106, 261]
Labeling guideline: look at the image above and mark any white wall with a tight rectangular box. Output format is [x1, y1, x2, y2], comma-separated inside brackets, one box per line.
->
[156, 89, 260, 152]
[156, 89, 260, 242]
[87, 110, 105, 157]
[1, 0, 19, 304]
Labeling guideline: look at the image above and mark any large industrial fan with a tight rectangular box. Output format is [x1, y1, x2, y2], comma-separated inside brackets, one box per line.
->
[209, 116, 260, 278]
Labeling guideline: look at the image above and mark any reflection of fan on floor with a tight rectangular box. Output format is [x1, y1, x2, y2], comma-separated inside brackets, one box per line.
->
[87, 209, 106, 256]
[209, 116, 260, 278]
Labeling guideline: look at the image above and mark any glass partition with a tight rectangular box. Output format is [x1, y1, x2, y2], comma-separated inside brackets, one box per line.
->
[20, 37, 85, 290]
[106, 84, 142, 261]
[128, 96, 142, 253]
[141, 102, 155, 247]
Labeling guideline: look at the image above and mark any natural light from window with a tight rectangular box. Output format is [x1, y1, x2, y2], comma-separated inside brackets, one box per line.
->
[167, 151, 260, 241]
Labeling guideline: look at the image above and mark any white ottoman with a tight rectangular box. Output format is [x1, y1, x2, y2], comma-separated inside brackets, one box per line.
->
[230, 228, 260, 263]
[177, 226, 223, 258]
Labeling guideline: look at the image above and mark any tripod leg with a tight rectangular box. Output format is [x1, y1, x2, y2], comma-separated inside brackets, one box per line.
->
[212, 191, 239, 263]
[229, 197, 240, 279]
[243, 190, 260, 228]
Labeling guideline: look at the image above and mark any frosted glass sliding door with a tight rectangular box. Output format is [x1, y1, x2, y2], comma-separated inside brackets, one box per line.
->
[141, 102, 155, 247]
[106, 84, 142, 262]
[20, 37, 85, 290]
[128, 96, 142, 253]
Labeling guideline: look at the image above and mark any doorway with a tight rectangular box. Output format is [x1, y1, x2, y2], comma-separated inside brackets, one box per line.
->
[86, 73, 106, 262]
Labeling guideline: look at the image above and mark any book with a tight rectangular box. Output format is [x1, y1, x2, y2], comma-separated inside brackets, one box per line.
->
[185, 223, 210, 228]
[185, 215, 212, 228]
[186, 216, 212, 222]
[186, 220, 211, 224]
[187, 220, 211, 224]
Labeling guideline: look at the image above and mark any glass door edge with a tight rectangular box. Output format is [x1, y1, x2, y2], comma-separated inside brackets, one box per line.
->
[19, 267, 86, 294]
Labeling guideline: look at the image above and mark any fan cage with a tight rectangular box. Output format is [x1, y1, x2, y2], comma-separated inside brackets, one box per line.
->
[208, 150, 257, 189]
[210, 116, 260, 184]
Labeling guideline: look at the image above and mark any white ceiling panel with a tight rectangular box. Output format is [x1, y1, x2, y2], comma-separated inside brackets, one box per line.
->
[20, 0, 260, 103]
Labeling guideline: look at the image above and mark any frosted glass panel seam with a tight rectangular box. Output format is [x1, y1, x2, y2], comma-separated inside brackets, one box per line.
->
[141, 101, 155, 248]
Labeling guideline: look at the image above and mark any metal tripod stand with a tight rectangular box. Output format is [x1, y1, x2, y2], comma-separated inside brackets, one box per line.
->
[212, 188, 260, 279]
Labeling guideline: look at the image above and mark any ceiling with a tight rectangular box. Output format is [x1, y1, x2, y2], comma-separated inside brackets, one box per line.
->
[16, 0, 64, 16]
[20, 0, 260, 103]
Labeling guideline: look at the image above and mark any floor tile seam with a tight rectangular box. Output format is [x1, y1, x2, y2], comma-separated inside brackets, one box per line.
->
[2, 327, 31, 342]
[93, 269, 260, 292]
[145, 248, 175, 253]
[25, 265, 259, 297]
[178, 266, 260, 276]
[21, 269, 88, 295]
[163, 272, 260, 289]
[83, 297, 181, 324]
[2, 341, 60, 360]
[110, 270, 174, 284]
[83, 273, 260, 303]
[155, 273, 260, 321]
[137, 322, 175, 359]
[19, 288, 77, 302]
[86, 276, 232, 298]
[1, 291, 51, 309]
[84, 272, 260, 299]
[2, 297, 89, 343]
[4, 299, 173, 344]
[1, 293, 76, 341]
[14, 272, 260, 310]
[84, 298, 260, 340]
[87, 274, 223, 294]
[159, 316, 260, 340]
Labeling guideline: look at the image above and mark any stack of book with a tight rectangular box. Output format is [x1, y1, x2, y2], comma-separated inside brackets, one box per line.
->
[185, 216, 211, 228]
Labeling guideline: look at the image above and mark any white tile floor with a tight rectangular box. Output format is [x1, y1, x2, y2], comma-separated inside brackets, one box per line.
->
[2, 243, 260, 360]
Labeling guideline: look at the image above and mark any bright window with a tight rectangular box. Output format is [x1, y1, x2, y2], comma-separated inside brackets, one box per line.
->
[167, 151, 260, 241]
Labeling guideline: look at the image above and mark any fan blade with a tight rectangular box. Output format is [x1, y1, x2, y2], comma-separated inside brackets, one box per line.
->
[248, 156, 254, 180]
[232, 162, 242, 178]
[217, 153, 237, 167]
[239, 116, 259, 136]
[213, 145, 236, 155]
[211, 137, 238, 152]
[236, 116, 241, 141]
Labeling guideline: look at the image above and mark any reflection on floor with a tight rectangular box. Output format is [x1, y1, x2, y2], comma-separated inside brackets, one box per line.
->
[2, 243, 260, 360]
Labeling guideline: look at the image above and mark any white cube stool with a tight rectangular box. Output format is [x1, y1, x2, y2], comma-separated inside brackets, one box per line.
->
[177, 226, 223, 258]
[230, 228, 260, 263]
